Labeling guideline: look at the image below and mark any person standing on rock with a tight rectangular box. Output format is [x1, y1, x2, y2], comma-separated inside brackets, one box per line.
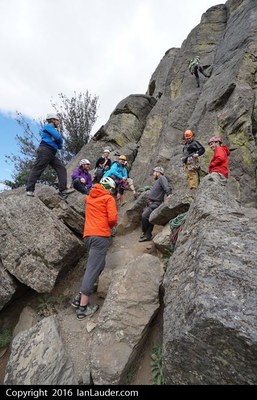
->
[139, 167, 172, 242]
[71, 176, 118, 320]
[182, 130, 205, 190]
[26, 114, 74, 198]
[208, 136, 230, 178]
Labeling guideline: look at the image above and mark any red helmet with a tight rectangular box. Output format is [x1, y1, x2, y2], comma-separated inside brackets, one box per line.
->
[184, 130, 193, 139]
[208, 136, 222, 144]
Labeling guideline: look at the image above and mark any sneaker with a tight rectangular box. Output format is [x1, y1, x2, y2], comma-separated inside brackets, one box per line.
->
[138, 235, 152, 242]
[71, 293, 81, 308]
[59, 188, 75, 196]
[26, 191, 35, 197]
[76, 304, 99, 320]
[140, 232, 145, 239]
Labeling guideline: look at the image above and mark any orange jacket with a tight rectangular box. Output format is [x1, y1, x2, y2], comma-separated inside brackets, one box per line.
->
[83, 184, 118, 238]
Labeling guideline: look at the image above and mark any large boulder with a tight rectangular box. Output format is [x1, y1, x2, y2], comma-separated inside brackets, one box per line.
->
[163, 173, 257, 384]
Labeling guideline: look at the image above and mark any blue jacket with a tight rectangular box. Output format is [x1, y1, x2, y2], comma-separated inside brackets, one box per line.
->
[41, 123, 63, 150]
[103, 161, 128, 180]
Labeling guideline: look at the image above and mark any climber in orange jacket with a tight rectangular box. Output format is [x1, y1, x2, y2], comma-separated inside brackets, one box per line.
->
[71, 177, 118, 320]
[208, 136, 230, 178]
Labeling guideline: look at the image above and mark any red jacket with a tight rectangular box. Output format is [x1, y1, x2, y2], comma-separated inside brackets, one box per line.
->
[209, 145, 230, 178]
[83, 184, 118, 238]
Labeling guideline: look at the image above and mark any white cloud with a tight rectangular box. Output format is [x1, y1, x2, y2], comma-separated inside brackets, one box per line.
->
[0, 0, 225, 131]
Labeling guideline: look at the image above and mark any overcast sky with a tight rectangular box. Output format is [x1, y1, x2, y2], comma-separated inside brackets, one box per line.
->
[0, 0, 226, 187]
[0, 0, 226, 129]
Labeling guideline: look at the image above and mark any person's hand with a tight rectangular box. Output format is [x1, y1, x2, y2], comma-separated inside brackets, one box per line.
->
[122, 177, 127, 181]
[193, 153, 199, 158]
[167, 194, 172, 199]
[80, 178, 86, 183]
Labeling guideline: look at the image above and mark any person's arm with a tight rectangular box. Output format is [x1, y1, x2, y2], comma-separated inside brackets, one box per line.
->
[107, 197, 118, 228]
[194, 141, 205, 157]
[160, 176, 172, 196]
[209, 148, 226, 167]
[44, 124, 63, 149]
[71, 168, 81, 181]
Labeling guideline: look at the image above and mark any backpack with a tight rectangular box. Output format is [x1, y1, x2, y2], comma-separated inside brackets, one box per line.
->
[188, 57, 199, 74]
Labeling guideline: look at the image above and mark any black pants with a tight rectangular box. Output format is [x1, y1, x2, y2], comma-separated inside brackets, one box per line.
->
[141, 201, 160, 238]
[73, 178, 89, 194]
[192, 65, 209, 87]
[26, 145, 67, 192]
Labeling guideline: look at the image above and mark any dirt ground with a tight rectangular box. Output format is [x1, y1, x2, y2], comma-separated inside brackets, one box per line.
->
[0, 224, 164, 385]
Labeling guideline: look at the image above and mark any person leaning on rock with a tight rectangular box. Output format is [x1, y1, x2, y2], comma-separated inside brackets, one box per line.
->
[208, 136, 230, 178]
[26, 113, 74, 198]
[139, 166, 172, 242]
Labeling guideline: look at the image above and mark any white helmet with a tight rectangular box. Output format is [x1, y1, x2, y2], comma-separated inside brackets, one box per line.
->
[46, 113, 59, 121]
[100, 177, 116, 191]
[153, 166, 164, 174]
[103, 149, 110, 153]
[79, 159, 90, 166]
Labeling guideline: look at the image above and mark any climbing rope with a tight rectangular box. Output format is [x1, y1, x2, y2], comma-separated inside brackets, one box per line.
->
[169, 212, 188, 246]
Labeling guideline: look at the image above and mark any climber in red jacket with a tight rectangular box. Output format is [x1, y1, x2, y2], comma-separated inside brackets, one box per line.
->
[208, 136, 230, 178]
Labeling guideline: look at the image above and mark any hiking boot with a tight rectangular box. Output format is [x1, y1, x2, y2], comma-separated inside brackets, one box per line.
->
[138, 235, 152, 242]
[26, 191, 35, 197]
[71, 293, 81, 308]
[76, 304, 99, 320]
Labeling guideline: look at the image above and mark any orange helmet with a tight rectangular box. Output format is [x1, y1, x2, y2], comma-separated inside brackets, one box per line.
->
[119, 155, 127, 161]
[184, 130, 193, 139]
[208, 136, 222, 144]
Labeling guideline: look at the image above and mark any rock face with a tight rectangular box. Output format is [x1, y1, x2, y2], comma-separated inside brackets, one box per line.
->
[0, 189, 84, 297]
[4, 316, 77, 385]
[90, 254, 164, 384]
[163, 173, 257, 384]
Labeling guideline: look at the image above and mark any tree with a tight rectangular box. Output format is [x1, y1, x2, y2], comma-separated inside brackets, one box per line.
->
[4, 91, 98, 189]
[51, 91, 98, 157]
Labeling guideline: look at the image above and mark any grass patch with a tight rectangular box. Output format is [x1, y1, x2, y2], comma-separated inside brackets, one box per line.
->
[0, 328, 12, 351]
[151, 343, 165, 385]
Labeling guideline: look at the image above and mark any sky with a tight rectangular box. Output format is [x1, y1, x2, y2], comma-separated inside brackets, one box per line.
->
[0, 0, 226, 189]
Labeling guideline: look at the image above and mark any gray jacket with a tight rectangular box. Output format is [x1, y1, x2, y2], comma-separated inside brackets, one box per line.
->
[148, 175, 171, 204]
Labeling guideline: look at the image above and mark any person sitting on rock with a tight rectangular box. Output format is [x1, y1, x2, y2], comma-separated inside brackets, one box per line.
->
[71, 159, 92, 194]
[139, 166, 172, 242]
[103, 154, 128, 205]
[93, 149, 112, 183]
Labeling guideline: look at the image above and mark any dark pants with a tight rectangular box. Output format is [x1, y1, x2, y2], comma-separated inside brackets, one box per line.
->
[73, 178, 89, 194]
[192, 65, 209, 87]
[141, 201, 160, 238]
[26, 145, 67, 192]
[80, 236, 110, 296]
